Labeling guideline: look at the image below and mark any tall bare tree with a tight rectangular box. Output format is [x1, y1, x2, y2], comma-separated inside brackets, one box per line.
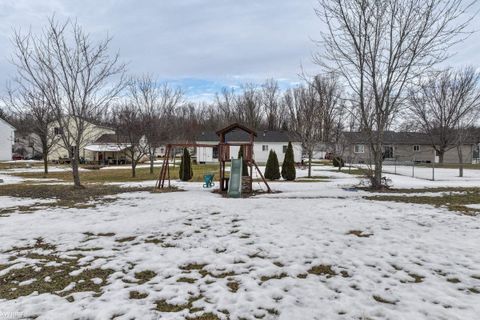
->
[286, 75, 343, 177]
[409, 67, 480, 175]
[316, 0, 474, 188]
[12, 17, 126, 187]
[4, 86, 58, 174]
[236, 83, 263, 129]
[129, 76, 182, 174]
[261, 79, 284, 130]
[111, 103, 148, 178]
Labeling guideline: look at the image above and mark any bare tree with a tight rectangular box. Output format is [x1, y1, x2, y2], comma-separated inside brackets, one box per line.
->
[215, 88, 236, 126]
[4, 86, 59, 174]
[129, 76, 182, 174]
[111, 103, 148, 178]
[316, 0, 474, 189]
[11, 17, 126, 187]
[286, 75, 343, 177]
[409, 67, 480, 176]
[285, 85, 320, 177]
[261, 79, 284, 130]
[235, 83, 263, 129]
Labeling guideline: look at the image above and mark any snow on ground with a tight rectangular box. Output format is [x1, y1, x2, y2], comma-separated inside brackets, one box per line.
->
[0, 173, 24, 185]
[0, 196, 56, 209]
[383, 164, 480, 182]
[0, 166, 479, 319]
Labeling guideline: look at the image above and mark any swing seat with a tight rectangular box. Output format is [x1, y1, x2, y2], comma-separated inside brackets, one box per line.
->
[203, 173, 215, 188]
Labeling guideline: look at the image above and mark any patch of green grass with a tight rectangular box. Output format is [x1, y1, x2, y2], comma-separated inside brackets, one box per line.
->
[346, 230, 373, 238]
[365, 188, 480, 215]
[12, 164, 219, 183]
[177, 277, 197, 283]
[180, 263, 207, 271]
[308, 265, 337, 278]
[116, 236, 136, 243]
[0, 240, 113, 300]
[156, 299, 190, 312]
[187, 313, 221, 320]
[0, 162, 45, 170]
[400, 272, 425, 284]
[134, 270, 157, 284]
[227, 280, 240, 292]
[260, 272, 288, 282]
[0, 184, 153, 212]
[447, 277, 461, 284]
[129, 291, 148, 299]
[373, 295, 397, 305]
[156, 295, 203, 313]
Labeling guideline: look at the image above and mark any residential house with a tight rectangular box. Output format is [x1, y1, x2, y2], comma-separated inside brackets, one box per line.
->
[0, 116, 15, 161]
[84, 134, 131, 164]
[49, 118, 115, 162]
[196, 129, 302, 164]
[343, 131, 476, 164]
[13, 132, 42, 159]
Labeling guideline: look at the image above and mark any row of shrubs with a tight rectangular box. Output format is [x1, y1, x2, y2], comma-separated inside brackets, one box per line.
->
[178, 142, 297, 182]
[179, 144, 345, 182]
[264, 142, 295, 181]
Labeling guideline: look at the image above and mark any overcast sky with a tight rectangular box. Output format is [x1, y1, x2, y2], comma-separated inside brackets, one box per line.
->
[0, 0, 479, 101]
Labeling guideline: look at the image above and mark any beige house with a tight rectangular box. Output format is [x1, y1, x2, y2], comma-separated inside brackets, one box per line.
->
[49, 118, 115, 162]
[343, 131, 475, 164]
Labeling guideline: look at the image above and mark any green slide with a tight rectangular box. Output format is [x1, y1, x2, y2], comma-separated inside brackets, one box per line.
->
[228, 158, 243, 198]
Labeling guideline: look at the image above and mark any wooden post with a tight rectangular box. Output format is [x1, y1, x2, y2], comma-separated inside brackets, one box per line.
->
[252, 160, 271, 193]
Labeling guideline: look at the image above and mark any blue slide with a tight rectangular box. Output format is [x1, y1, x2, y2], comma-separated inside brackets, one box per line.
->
[227, 158, 243, 198]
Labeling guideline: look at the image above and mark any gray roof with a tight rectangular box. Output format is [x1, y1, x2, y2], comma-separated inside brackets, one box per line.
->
[196, 129, 301, 143]
[95, 134, 133, 144]
[343, 131, 478, 145]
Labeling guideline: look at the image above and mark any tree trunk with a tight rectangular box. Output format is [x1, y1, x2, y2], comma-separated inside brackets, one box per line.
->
[41, 144, 49, 175]
[71, 149, 82, 188]
[131, 161, 136, 178]
[438, 151, 445, 164]
[308, 152, 312, 178]
[149, 153, 154, 174]
[372, 147, 383, 189]
[43, 157, 48, 175]
[457, 146, 464, 177]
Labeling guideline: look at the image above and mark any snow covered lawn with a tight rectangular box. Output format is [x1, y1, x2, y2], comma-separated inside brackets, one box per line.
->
[0, 169, 479, 320]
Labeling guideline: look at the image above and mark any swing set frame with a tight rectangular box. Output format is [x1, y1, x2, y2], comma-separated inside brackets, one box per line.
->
[155, 123, 271, 193]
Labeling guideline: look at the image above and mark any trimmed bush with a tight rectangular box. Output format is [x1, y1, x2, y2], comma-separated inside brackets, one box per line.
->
[264, 150, 280, 180]
[238, 146, 249, 176]
[179, 148, 193, 181]
[333, 156, 345, 168]
[281, 142, 296, 181]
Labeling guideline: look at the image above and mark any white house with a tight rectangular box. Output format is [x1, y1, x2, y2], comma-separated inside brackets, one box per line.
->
[0, 117, 15, 161]
[49, 118, 115, 162]
[196, 130, 302, 164]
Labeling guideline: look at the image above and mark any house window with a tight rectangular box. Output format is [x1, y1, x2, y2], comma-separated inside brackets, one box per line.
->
[354, 144, 365, 153]
[54, 127, 63, 135]
[212, 146, 219, 159]
[283, 145, 288, 153]
[262, 145, 269, 151]
[413, 145, 420, 152]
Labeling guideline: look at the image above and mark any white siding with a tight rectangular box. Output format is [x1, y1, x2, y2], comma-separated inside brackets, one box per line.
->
[196, 142, 218, 163]
[0, 119, 15, 161]
[196, 141, 302, 164]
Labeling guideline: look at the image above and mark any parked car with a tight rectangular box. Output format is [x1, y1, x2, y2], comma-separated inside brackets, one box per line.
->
[325, 152, 334, 160]
[12, 153, 24, 161]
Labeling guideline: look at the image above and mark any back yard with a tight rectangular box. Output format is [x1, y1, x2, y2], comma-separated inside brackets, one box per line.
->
[0, 163, 479, 320]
